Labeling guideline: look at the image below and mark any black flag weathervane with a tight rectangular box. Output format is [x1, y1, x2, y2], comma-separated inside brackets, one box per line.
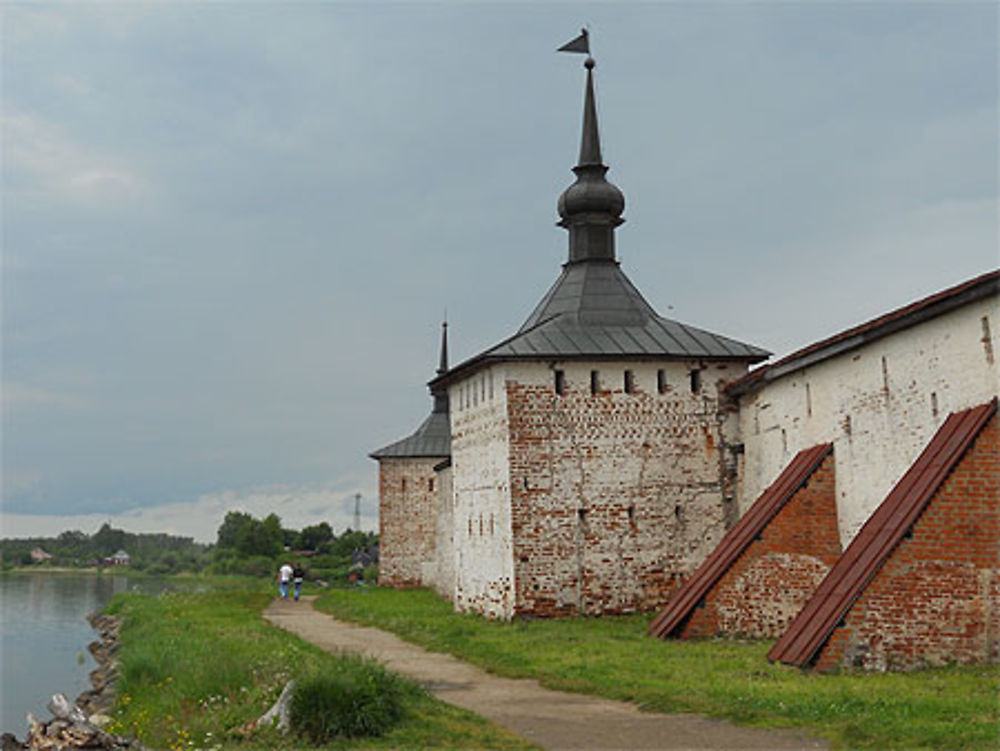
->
[558, 28, 590, 55]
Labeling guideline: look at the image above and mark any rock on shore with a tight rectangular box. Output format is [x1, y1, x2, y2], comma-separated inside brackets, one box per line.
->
[4, 612, 146, 750]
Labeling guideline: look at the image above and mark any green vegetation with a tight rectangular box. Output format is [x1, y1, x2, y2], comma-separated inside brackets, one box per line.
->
[2, 514, 378, 586]
[314, 587, 1000, 751]
[0, 523, 211, 573]
[106, 587, 534, 750]
[289, 659, 406, 743]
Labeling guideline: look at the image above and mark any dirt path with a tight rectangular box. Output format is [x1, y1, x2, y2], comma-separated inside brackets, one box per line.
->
[263, 597, 826, 751]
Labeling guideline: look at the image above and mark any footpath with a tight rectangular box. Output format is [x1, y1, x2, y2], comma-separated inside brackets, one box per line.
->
[263, 597, 826, 751]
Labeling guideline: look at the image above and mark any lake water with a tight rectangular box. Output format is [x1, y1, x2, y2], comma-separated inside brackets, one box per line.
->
[0, 572, 174, 736]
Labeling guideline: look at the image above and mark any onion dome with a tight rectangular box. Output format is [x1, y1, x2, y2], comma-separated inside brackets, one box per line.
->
[557, 57, 625, 264]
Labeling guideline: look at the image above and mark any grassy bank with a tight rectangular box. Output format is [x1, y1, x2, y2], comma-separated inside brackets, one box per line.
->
[314, 587, 999, 750]
[105, 589, 535, 750]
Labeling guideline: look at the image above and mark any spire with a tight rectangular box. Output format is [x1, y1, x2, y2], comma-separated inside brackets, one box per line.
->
[437, 319, 449, 376]
[557, 54, 625, 265]
[432, 319, 449, 414]
[578, 58, 602, 166]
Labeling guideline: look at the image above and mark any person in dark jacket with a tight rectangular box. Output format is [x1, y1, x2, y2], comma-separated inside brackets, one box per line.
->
[292, 563, 306, 601]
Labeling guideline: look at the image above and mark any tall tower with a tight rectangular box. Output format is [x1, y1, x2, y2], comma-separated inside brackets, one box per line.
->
[369, 322, 451, 587]
[428, 48, 769, 620]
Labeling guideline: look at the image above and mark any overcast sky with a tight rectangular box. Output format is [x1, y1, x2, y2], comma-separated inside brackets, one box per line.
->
[2, 2, 997, 543]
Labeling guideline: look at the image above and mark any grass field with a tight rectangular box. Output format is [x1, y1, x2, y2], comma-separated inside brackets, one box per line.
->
[105, 589, 535, 750]
[314, 586, 1000, 751]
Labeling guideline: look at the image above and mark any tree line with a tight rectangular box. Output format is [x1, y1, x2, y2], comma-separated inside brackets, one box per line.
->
[1, 513, 378, 582]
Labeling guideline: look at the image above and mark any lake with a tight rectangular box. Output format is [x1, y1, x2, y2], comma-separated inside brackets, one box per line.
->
[0, 572, 175, 736]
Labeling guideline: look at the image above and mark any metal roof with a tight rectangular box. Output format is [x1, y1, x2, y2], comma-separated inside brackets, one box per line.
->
[729, 269, 999, 397]
[369, 409, 451, 459]
[432, 264, 769, 388]
[370, 322, 452, 460]
[430, 61, 767, 390]
[768, 399, 998, 667]
[649, 443, 834, 639]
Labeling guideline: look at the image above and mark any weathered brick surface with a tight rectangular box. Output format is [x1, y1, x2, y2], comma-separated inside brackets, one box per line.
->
[449, 366, 515, 618]
[738, 298, 999, 546]
[814, 413, 999, 671]
[500, 360, 746, 617]
[431, 464, 455, 599]
[679, 451, 841, 638]
[377, 457, 443, 588]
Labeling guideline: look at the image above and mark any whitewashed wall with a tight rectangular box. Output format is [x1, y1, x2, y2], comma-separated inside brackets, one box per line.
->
[448, 365, 515, 619]
[429, 464, 455, 600]
[738, 295, 999, 544]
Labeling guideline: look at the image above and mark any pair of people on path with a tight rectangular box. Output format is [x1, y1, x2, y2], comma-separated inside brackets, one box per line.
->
[278, 562, 305, 600]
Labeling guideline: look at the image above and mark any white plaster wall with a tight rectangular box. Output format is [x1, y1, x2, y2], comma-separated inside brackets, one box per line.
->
[448, 365, 515, 619]
[739, 296, 999, 544]
[430, 464, 455, 600]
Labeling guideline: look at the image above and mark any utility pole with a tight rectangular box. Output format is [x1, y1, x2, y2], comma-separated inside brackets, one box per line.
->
[354, 493, 362, 532]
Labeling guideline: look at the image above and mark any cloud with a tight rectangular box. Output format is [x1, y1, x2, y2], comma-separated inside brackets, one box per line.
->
[3, 112, 148, 206]
[2, 383, 92, 412]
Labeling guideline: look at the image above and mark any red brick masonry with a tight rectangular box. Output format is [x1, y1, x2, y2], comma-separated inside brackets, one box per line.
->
[813, 410, 999, 671]
[650, 446, 840, 639]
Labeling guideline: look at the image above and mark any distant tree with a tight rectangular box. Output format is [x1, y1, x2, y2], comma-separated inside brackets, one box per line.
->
[216, 511, 255, 551]
[92, 523, 127, 556]
[299, 522, 334, 551]
[215, 510, 283, 557]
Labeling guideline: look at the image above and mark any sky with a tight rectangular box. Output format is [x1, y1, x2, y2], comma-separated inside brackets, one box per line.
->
[2, 2, 997, 544]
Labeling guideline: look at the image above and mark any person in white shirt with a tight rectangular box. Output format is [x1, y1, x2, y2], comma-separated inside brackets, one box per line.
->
[277, 562, 293, 600]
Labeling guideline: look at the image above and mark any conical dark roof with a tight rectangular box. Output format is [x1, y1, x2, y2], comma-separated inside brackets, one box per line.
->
[369, 410, 450, 459]
[371, 322, 451, 460]
[431, 56, 768, 389]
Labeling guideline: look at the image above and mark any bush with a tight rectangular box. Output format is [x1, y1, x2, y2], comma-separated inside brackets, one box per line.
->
[289, 657, 408, 744]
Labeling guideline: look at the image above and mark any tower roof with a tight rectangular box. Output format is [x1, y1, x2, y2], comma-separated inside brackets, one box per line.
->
[431, 53, 768, 389]
[370, 322, 451, 460]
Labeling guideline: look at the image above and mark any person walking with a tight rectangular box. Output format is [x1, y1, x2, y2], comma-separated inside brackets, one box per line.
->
[278, 561, 293, 600]
[292, 562, 305, 601]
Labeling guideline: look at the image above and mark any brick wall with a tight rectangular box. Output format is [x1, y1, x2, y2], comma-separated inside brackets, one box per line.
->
[679, 451, 840, 638]
[449, 365, 515, 619]
[431, 464, 455, 599]
[814, 413, 999, 671]
[502, 359, 748, 617]
[377, 456, 443, 587]
[738, 297, 999, 546]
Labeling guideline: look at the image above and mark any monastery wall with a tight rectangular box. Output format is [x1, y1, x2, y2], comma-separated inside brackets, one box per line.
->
[738, 296, 999, 545]
[502, 358, 750, 617]
[377, 457, 442, 587]
[680, 451, 841, 639]
[430, 464, 455, 599]
[814, 413, 999, 671]
[449, 366, 516, 619]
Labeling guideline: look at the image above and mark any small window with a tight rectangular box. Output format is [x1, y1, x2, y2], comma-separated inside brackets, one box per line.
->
[554, 369, 565, 395]
[690, 369, 702, 394]
[624, 370, 635, 394]
[401, 478, 407, 493]
[428, 478, 434, 492]
[657, 369, 667, 394]
[590, 370, 599, 395]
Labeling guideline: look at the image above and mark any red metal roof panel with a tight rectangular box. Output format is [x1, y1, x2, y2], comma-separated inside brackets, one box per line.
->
[768, 398, 998, 667]
[649, 443, 834, 639]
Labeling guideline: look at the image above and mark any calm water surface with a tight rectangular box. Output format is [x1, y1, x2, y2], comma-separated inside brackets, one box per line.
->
[0, 573, 177, 735]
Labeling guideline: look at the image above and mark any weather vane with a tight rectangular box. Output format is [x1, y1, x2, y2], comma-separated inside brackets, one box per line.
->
[558, 27, 594, 68]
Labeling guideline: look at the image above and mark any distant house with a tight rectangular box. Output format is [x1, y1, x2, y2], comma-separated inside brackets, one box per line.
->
[352, 543, 379, 568]
[30, 548, 54, 563]
[105, 550, 131, 566]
